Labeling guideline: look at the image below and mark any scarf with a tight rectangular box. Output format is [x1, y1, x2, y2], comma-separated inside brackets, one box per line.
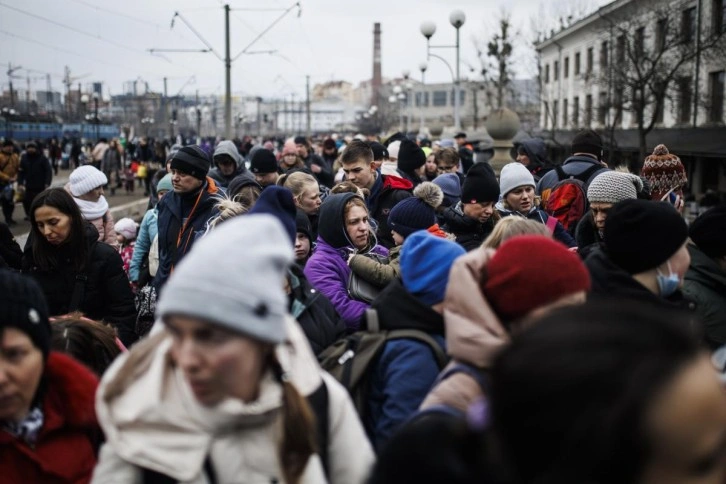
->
[2, 406, 44, 445]
[74, 195, 109, 220]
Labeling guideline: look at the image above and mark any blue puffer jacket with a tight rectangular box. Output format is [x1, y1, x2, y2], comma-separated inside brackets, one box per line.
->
[153, 177, 221, 289]
[496, 203, 577, 248]
[128, 208, 158, 282]
[364, 280, 447, 451]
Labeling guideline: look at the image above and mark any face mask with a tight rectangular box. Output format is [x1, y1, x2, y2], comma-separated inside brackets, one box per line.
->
[656, 261, 680, 298]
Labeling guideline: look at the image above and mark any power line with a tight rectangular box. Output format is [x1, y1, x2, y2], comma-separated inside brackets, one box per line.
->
[0, 2, 143, 55]
[65, 0, 161, 28]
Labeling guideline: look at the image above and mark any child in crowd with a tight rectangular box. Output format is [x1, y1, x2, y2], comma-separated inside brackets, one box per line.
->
[349, 182, 444, 288]
[114, 217, 138, 280]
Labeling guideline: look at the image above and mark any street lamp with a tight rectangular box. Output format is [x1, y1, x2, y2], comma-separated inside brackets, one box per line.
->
[393, 85, 405, 132]
[92, 92, 100, 141]
[141, 117, 154, 137]
[419, 62, 428, 132]
[420, 10, 466, 130]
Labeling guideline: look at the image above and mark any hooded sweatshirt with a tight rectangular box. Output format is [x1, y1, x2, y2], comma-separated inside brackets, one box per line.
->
[304, 193, 388, 330]
[420, 249, 510, 414]
[92, 318, 374, 484]
[208, 140, 253, 188]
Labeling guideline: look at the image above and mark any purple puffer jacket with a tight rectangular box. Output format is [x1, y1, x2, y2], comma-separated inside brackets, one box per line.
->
[305, 238, 388, 331]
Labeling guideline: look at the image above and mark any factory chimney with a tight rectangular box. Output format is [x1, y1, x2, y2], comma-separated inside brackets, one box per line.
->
[371, 23, 382, 107]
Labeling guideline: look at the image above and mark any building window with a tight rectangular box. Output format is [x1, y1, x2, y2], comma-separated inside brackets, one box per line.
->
[713, 0, 726, 34]
[575, 52, 581, 75]
[682, 7, 697, 44]
[433, 90, 447, 106]
[635, 27, 645, 56]
[678, 77, 692, 123]
[586, 47, 594, 73]
[709, 70, 725, 122]
[654, 82, 665, 123]
[543, 101, 549, 129]
[598, 92, 608, 124]
[600, 41, 609, 69]
[553, 100, 559, 128]
[616, 35, 626, 63]
[544, 64, 550, 84]
[562, 98, 569, 127]
[554, 60, 560, 81]
[415, 92, 429, 107]
[564, 57, 570, 78]
[656, 17, 668, 51]
[449, 89, 465, 105]
[585, 95, 593, 127]
[573, 96, 580, 126]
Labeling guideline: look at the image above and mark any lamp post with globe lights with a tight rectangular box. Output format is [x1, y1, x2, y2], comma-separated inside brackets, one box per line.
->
[418, 61, 428, 132]
[420, 10, 466, 130]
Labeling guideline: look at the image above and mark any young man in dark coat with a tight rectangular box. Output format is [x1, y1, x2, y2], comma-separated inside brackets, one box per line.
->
[340, 140, 412, 249]
[295, 136, 334, 188]
[208, 140, 253, 188]
[683, 205, 726, 349]
[153, 146, 221, 289]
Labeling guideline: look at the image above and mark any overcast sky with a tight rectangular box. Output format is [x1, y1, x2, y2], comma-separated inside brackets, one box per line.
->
[0, 0, 610, 101]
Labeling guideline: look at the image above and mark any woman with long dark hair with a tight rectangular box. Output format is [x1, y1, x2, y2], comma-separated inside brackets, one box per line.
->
[21, 188, 136, 347]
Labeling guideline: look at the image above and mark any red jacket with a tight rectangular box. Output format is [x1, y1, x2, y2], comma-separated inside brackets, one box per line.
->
[0, 352, 100, 484]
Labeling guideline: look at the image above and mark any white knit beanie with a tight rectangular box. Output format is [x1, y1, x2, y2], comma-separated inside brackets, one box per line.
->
[387, 140, 401, 159]
[69, 165, 108, 197]
[500, 162, 535, 196]
[157, 214, 293, 344]
[114, 217, 138, 241]
[587, 170, 643, 204]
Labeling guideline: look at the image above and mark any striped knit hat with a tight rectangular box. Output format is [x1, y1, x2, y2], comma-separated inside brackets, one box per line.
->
[641, 144, 687, 201]
[587, 171, 643, 204]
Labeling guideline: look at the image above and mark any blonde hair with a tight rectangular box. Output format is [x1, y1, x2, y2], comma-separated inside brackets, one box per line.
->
[205, 196, 247, 233]
[482, 217, 551, 249]
[278, 172, 318, 205]
[331, 180, 369, 198]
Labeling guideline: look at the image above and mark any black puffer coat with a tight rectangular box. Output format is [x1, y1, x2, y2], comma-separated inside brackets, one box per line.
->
[22, 223, 137, 346]
[575, 211, 603, 260]
[441, 203, 495, 252]
[0, 221, 22, 270]
[287, 264, 345, 354]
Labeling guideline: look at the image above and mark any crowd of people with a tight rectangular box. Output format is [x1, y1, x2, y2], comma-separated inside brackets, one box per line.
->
[1, 127, 726, 483]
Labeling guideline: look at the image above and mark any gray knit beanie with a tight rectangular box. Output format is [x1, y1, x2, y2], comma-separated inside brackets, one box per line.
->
[500, 162, 535, 196]
[587, 170, 643, 204]
[157, 214, 293, 344]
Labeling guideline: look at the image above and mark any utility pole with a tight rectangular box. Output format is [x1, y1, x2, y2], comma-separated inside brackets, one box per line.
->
[7, 63, 21, 108]
[305, 75, 311, 137]
[196, 89, 201, 139]
[224, 4, 232, 139]
[163, 77, 168, 138]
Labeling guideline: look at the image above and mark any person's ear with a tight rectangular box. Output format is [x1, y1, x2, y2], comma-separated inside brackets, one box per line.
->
[369, 161, 377, 172]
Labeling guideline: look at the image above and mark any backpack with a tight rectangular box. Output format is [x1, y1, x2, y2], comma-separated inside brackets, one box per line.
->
[318, 308, 449, 418]
[544, 164, 602, 234]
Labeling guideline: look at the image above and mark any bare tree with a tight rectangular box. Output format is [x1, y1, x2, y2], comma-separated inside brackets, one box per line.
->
[597, 0, 725, 168]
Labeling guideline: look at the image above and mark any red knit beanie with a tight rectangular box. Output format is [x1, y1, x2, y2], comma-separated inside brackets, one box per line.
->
[483, 236, 591, 323]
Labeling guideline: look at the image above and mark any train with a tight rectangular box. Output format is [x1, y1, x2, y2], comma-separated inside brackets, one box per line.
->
[0, 119, 120, 142]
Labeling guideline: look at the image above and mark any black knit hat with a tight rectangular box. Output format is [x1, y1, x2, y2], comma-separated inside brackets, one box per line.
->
[397, 139, 426, 174]
[571, 129, 603, 159]
[604, 199, 688, 274]
[170, 145, 211, 180]
[461, 162, 500, 204]
[250, 149, 279, 174]
[369, 142, 389, 161]
[0, 270, 51, 358]
[248, 186, 297, 244]
[294, 136, 308, 146]
[689, 204, 726, 259]
[295, 209, 312, 242]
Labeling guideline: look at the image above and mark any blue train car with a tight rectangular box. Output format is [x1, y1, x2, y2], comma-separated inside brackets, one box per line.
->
[0, 118, 119, 142]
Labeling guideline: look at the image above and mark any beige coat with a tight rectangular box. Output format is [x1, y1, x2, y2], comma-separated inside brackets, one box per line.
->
[420, 248, 510, 414]
[92, 318, 374, 484]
